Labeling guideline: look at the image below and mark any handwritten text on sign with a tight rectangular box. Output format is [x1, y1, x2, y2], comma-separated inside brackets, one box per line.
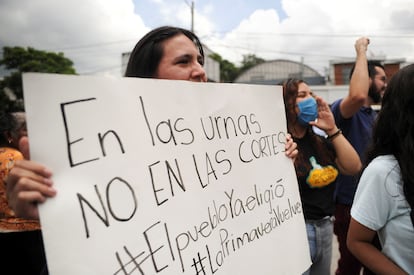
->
[22, 73, 310, 275]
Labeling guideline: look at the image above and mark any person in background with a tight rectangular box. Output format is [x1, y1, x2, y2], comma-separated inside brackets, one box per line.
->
[330, 37, 387, 275]
[347, 64, 414, 275]
[0, 111, 46, 275]
[282, 78, 361, 275]
[5, 26, 298, 273]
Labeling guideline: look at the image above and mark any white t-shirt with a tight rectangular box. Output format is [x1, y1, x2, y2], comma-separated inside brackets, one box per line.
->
[351, 155, 414, 273]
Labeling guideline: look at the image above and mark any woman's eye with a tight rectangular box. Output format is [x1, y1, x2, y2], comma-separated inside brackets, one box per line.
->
[175, 56, 191, 64]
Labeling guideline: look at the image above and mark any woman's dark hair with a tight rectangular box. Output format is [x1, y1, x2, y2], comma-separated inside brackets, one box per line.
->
[281, 78, 334, 174]
[365, 64, 414, 224]
[282, 78, 302, 128]
[125, 26, 204, 78]
[0, 111, 18, 146]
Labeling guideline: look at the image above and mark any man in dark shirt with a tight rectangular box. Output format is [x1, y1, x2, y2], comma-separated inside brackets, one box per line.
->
[330, 37, 387, 275]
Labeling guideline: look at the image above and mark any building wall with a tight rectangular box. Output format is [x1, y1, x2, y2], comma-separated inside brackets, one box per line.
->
[333, 63, 353, 85]
[331, 60, 405, 85]
[384, 63, 400, 80]
[234, 59, 325, 85]
[310, 85, 349, 104]
[203, 46, 220, 82]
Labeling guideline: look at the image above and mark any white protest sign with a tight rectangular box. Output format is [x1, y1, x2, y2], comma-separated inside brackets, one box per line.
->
[23, 73, 310, 275]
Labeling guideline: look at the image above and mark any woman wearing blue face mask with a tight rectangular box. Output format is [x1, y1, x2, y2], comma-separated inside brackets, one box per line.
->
[282, 78, 362, 275]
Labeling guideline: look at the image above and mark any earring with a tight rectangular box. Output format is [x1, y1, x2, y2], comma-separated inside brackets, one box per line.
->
[8, 138, 12, 144]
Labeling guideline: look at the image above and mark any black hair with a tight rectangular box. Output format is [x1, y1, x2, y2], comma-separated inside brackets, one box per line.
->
[0, 111, 18, 146]
[349, 60, 385, 80]
[125, 26, 204, 78]
[365, 64, 414, 225]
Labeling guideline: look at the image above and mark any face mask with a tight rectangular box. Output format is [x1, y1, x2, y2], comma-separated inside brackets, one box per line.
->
[297, 97, 318, 126]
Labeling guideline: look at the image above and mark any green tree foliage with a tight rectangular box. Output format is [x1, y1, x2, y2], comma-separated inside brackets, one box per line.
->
[209, 53, 266, 83]
[239, 54, 265, 74]
[209, 53, 239, 83]
[0, 46, 77, 112]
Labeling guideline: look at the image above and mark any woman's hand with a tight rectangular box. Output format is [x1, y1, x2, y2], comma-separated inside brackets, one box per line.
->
[6, 159, 56, 220]
[285, 134, 298, 160]
[5, 137, 56, 220]
[309, 96, 336, 134]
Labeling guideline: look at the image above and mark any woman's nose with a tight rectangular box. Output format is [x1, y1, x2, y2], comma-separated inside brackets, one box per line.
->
[191, 62, 207, 82]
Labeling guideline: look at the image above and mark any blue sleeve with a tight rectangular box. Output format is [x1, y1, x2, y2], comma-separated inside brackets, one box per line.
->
[330, 98, 352, 135]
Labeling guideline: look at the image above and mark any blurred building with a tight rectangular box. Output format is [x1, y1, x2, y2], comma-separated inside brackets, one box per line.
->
[121, 44, 220, 82]
[314, 57, 407, 104]
[203, 45, 220, 82]
[233, 57, 408, 104]
[328, 57, 406, 85]
[121, 44, 409, 105]
[234, 59, 325, 85]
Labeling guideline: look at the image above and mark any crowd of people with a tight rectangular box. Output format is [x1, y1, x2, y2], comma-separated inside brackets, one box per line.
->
[1, 25, 413, 275]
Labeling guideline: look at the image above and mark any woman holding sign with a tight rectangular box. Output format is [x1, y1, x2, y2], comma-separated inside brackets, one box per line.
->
[282, 78, 361, 275]
[7, 25, 298, 218]
[5, 26, 298, 273]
